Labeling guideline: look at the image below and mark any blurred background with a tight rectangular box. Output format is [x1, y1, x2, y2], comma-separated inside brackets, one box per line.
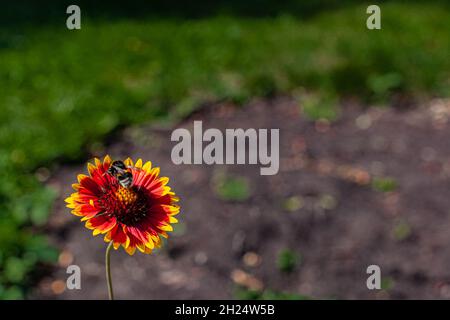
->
[0, 0, 450, 299]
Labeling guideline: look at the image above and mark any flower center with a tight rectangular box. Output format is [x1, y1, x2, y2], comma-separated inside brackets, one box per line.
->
[99, 186, 150, 226]
[115, 187, 138, 206]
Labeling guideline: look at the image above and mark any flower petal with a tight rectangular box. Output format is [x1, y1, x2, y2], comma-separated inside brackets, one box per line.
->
[135, 158, 143, 168]
[124, 157, 133, 167]
[142, 161, 152, 172]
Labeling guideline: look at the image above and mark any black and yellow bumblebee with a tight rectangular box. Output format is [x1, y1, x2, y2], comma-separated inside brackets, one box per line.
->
[105, 160, 134, 188]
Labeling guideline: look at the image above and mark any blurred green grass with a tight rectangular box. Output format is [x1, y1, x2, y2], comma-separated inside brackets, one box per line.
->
[0, 2, 449, 298]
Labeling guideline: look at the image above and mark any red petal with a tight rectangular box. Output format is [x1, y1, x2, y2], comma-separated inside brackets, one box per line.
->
[110, 224, 128, 244]
[79, 176, 102, 196]
[89, 215, 117, 232]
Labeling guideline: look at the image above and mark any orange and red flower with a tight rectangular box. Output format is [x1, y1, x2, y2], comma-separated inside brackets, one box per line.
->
[65, 155, 180, 255]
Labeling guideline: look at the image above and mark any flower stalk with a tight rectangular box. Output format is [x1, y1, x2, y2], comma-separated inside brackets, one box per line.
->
[105, 241, 114, 300]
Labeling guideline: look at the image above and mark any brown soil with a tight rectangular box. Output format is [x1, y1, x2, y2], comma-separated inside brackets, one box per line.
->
[34, 97, 450, 299]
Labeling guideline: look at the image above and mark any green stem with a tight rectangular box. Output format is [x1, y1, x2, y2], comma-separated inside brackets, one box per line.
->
[105, 241, 114, 300]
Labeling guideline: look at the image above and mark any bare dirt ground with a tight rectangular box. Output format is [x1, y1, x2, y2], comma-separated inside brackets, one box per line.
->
[34, 97, 450, 299]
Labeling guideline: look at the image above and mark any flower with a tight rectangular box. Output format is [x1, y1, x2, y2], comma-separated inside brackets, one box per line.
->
[65, 155, 180, 255]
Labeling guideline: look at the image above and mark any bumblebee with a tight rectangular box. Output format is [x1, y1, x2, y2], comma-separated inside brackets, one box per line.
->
[105, 160, 133, 188]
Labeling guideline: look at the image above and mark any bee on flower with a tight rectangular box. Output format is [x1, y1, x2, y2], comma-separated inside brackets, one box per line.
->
[65, 155, 180, 255]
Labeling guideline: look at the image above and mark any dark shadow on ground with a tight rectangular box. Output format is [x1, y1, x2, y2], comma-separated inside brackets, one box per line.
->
[2, 0, 448, 28]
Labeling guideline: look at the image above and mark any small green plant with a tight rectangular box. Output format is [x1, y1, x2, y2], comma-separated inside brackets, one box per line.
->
[282, 196, 304, 212]
[277, 249, 300, 273]
[235, 287, 310, 300]
[213, 173, 251, 202]
[392, 220, 412, 241]
[301, 92, 340, 122]
[372, 177, 398, 192]
[318, 194, 338, 210]
[381, 277, 395, 291]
